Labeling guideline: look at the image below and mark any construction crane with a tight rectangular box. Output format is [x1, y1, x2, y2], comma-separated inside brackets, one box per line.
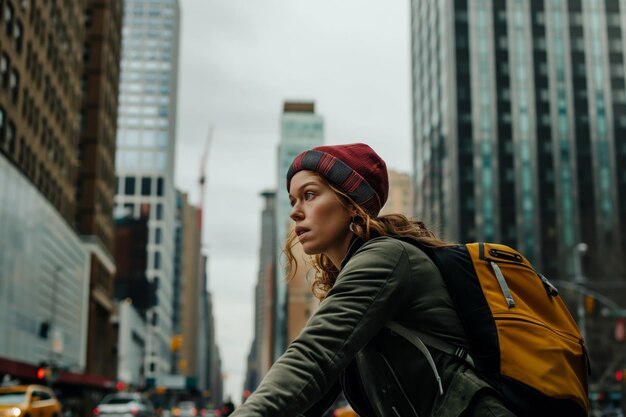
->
[198, 125, 214, 230]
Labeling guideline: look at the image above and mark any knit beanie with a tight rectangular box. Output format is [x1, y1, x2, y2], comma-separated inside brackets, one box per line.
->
[286, 143, 389, 215]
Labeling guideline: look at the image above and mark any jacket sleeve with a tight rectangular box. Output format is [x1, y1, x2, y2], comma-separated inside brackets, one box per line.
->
[301, 380, 340, 417]
[231, 238, 416, 417]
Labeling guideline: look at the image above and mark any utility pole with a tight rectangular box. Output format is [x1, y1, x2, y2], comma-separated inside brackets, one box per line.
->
[573, 242, 588, 343]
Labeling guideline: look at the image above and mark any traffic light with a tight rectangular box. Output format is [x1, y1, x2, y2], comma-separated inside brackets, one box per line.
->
[616, 370, 624, 382]
[36, 362, 48, 380]
[36, 363, 59, 383]
[170, 335, 183, 351]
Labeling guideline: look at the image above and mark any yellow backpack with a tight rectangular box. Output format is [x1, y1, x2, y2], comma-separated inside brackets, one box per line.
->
[389, 242, 589, 417]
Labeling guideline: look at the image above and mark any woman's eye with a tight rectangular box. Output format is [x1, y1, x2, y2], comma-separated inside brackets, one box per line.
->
[304, 191, 315, 200]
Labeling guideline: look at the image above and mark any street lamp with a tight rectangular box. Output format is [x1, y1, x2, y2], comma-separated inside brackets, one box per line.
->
[573, 243, 588, 342]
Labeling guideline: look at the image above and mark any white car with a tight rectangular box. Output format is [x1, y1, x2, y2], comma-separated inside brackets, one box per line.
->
[94, 393, 155, 417]
[173, 402, 197, 417]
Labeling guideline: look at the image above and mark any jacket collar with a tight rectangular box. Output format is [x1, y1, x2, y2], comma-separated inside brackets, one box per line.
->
[339, 235, 365, 270]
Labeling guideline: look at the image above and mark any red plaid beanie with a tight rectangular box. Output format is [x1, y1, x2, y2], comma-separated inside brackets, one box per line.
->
[286, 143, 389, 215]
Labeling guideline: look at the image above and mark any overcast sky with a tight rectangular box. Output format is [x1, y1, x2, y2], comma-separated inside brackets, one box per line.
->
[175, 0, 412, 402]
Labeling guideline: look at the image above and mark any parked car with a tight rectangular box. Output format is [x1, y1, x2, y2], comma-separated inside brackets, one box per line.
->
[172, 402, 197, 417]
[94, 393, 155, 417]
[0, 384, 62, 417]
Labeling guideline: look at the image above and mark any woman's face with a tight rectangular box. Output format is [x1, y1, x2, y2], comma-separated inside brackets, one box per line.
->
[289, 171, 353, 259]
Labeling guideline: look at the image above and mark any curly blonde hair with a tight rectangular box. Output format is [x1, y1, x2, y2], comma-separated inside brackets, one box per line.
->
[284, 174, 453, 300]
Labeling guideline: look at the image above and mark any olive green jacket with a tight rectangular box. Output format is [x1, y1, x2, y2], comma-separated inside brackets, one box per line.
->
[232, 237, 504, 417]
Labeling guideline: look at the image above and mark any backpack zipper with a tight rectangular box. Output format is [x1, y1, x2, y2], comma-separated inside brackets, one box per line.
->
[494, 315, 582, 343]
[490, 261, 516, 308]
[478, 243, 534, 269]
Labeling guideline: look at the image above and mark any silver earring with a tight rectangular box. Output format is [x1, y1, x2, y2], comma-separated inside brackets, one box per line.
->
[349, 221, 356, 233]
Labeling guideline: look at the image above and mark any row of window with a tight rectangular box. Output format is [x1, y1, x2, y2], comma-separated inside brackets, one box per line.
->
[5, 0, 81, 104]
[116, 149, 168, 171]
[121, 93, 169, 106]
[119, 104, 169, 118]
[122, 26, 174, 39]
[117, 175, 165, 197]
[0, 107, 67, 215]
[117, 128, 168, 148]
[0, 52, 19, 103]
[121, 69, 171, 83]
[122, 59, 172, 73]
[118, 116, 169, 129]
[1, 44, 75, 143]
[118, 201, 164, 224]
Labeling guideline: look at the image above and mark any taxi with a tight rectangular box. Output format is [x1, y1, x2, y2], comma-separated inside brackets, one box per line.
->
[0, 385, 62, 417]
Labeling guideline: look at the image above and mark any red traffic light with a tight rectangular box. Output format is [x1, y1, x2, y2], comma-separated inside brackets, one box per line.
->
[36, 367, 46, 380]
[615, 370, 623, 382]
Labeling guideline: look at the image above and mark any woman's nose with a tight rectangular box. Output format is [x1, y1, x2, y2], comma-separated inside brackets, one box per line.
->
[290, 201, 303, 221]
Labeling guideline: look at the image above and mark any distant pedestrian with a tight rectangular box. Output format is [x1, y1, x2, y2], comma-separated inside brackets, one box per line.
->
[231, 143, 516, 416]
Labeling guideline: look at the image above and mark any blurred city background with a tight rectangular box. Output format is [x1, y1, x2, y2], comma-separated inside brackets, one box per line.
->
[0, 1, 625, 417]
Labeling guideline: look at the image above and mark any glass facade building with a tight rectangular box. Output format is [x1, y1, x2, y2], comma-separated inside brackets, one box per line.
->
[410, 0, 626, 389]
[0, 156, 90, 371]
[115, 0, 180, 377]
[274, 102, 324, 359]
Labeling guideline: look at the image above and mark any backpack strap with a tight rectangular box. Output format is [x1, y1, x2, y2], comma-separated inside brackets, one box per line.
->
[385, 321, 476, 396]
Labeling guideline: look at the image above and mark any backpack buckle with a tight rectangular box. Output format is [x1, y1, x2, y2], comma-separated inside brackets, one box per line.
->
[539, 274, 559, 297]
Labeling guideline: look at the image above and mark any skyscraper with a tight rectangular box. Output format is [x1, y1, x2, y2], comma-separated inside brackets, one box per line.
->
[79, 0, 124, 383]
[410, 0, 626, 388]
[115, 0, 180, 377]
[172, 190, 203, 379]
[0, 1, 124, 411]
[0, 0, 90, 372]
[274, 102, 324, 358]
[244, 190, 277, 395]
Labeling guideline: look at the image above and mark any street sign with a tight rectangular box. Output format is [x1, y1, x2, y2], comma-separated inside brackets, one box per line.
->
[52, 330, 64, 354]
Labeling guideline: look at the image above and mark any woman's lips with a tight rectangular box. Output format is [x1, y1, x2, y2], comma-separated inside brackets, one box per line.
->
[296, 227, 310, 240]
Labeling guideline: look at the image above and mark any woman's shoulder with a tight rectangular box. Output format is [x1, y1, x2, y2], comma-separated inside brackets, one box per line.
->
[360, 236, 428, 253]
[355, 236, 432, 262]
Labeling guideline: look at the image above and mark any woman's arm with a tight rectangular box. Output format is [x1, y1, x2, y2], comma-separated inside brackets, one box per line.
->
[231, 238, 417, 417]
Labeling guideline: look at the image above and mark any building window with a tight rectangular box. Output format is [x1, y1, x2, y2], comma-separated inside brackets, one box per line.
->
[155, 228, 162, 244]
[123, 203, 134, 216]
[14, 20, 22, 53]
[141, 177, 151, 196]
[9, 69, 19, 103]
[125, 176, 136, 195]
[156, 177, 164, 196]
[153, 251, 160, 269]
[6, 121, 15, 154]
[4, 3, 14, 37]
[138, 201, 149, 218]
[155, 203, 163, 220]
[1, 54, 9, 89]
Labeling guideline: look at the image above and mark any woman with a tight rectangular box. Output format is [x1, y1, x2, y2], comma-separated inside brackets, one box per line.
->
[232, 143, 514, 417]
